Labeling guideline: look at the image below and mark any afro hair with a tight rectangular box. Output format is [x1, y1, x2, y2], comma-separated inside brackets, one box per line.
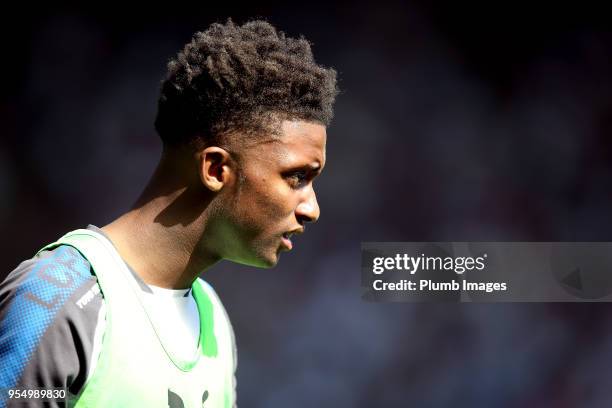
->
[154, 19, 339, 148]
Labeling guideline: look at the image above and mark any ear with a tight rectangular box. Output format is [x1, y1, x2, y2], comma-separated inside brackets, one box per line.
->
[197, 147, 233, 192]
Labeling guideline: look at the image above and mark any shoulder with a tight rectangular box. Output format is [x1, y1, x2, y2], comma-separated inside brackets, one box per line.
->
[194, 277, 234, 334]
[1, 245, 99, 319]
[195, 278, 230, 317]
[195, 277, 237, 365]
[196, 277, 219, 300]
[1, 244, 97, 316]
[0, 245, 105, 393]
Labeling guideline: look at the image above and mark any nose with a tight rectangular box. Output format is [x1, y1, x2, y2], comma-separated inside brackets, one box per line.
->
[295, 187, 320, 224]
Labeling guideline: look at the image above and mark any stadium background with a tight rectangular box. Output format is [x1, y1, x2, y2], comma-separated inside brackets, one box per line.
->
[1, 1, 611, 406]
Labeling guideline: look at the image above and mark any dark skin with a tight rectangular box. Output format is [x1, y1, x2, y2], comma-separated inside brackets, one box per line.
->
[102, 119, 326, 289]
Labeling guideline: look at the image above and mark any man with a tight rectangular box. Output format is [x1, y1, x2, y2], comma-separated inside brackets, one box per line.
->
[0, 19, 338, 407]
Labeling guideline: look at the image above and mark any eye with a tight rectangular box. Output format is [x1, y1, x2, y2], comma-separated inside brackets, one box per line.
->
[286, 171, 308, 188]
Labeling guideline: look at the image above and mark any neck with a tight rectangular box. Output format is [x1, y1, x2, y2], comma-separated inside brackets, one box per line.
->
[102, 150, 221, 289]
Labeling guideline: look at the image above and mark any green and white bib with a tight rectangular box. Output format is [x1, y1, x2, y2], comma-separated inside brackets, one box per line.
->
[39, 229, 236, 408]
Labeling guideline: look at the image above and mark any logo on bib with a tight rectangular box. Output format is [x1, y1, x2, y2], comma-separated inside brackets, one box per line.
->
[168, 389, 209, 407]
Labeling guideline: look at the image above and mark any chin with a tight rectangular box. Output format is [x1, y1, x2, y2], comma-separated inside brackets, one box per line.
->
[236, 252, 279, 269]
[251, 245, 284, 268]
[258, 254, 279, 268]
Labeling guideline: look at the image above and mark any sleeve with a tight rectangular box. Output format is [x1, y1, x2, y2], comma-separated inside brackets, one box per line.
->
[0, 246, 105, 408]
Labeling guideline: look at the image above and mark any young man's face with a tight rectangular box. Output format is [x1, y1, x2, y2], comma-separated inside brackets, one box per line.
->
[217, 120, 326, 267]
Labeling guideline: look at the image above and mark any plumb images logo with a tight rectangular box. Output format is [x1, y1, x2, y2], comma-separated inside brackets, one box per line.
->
[363, 242, 612, 302]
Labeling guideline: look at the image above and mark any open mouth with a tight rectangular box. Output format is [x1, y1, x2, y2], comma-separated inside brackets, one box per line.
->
[281, 232, 293, 250]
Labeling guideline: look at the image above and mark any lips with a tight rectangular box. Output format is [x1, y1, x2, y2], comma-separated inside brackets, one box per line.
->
[281, 228, 304, 250]
[281, 230, 299, 250]
[281, 233, 293, 250]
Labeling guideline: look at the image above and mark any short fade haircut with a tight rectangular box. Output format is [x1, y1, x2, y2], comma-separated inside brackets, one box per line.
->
[154, 19, 339, 148]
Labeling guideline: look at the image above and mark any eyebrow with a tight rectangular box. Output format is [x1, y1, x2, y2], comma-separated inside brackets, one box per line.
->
[297, 162, 323, 174]
[284, 161, 323, 174]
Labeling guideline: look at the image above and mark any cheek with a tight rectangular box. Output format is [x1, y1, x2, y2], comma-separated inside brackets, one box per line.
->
[256, 184, 294, 221]
[234, 179, 294, 229]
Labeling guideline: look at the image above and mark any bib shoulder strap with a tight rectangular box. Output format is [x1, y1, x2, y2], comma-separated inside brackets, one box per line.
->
[39, 229, 127, 301]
